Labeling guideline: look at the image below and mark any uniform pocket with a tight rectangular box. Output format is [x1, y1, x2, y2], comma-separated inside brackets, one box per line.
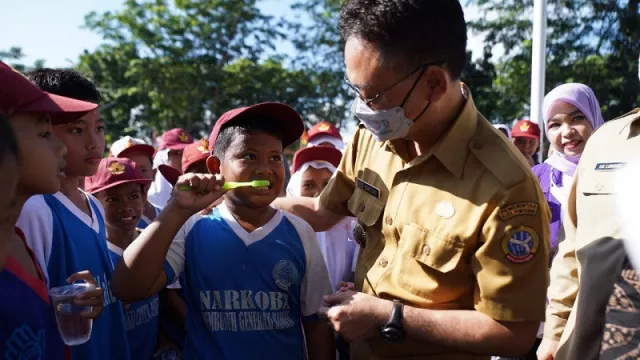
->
[347, 187, 385, 227]
[399, 223, 465, 297]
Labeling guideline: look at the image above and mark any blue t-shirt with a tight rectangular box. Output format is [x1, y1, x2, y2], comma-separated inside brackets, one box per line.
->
[0, 231, 66, 360]
[164, 203, 333, 360]
[17, 192, 131, 360]
[138, 205, 162, 229]
[108, 241, 169, 360]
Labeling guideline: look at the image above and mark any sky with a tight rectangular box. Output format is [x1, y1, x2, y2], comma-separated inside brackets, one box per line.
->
[0, 0, 486, 68]
[0, 0, 486, 140]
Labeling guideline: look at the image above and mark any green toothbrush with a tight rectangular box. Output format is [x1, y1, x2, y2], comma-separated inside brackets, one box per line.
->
[177, 180, 270, 191]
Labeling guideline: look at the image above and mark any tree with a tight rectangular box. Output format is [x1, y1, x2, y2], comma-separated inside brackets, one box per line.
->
[469, 0, 640, 122]
[0, 47, 46, 73]
[77, 0, 348, 143]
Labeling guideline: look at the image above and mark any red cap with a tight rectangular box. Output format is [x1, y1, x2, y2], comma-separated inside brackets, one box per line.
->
[208, 102, 304, 149]
[511, 119, 540, 139]
[110, 136, 156, 158]
[0, 61, 98, 124]
[84, 157, 152, 194]
[182, 139, 211, 173]
[307, 121, 342, 143]
[158, 128, 194, 151]
[291, 146, 342, 174]
[157, 164, 182, 187]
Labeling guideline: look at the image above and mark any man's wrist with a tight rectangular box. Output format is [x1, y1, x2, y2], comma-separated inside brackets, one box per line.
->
[375, 299, 396, 327]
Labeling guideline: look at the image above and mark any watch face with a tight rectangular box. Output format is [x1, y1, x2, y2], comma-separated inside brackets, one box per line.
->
[381, 327, 404, 343]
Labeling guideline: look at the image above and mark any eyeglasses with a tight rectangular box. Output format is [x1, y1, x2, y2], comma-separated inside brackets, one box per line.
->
[343, 62, 441, 106]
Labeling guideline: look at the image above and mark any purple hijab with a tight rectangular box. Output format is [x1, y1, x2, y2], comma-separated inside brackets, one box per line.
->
[541, 83, 605, 177]
[535, 83, 604, 251]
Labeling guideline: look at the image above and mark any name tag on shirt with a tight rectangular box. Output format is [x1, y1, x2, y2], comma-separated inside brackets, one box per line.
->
[595, 162, 626, 171]
[356, 178, 380, 198]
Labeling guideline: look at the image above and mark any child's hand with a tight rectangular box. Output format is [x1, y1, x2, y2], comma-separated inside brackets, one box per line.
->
[172, 173, 227, 214]
[67, 271, 104, 319]
[337, 281, 355, 293]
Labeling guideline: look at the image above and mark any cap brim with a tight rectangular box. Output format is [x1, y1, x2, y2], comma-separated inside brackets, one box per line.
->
[293, 146, 343, 173]
[22, 93, 98, 125]
[158, 164, 182, 186]
[182, 154, 209, 173]
[86, 178, 152, 195]
[212, 103, 304, 148]
[512, 133, 540, 139]
[166, 143, 192, 151]
[118, 144, 156, 158]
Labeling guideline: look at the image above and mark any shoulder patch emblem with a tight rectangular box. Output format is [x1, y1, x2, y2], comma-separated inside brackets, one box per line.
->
[502, 226, 540, 264]
[498, 202, 539, 221]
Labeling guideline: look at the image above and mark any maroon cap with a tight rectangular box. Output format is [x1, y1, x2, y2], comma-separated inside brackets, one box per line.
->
[158, 164, 182, 187]
[511, 119, 541, 139]
[292, 146, 342, 174]
[307, 121, 342, 143]
[182, 139, 211, 173]
[208, 102, 304, 149]
[84, 157, 152, 194]
[0, 61, 98, 124]
[159, 128, 194, 151]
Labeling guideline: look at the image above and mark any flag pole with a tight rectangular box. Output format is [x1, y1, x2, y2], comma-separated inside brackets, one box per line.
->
[530, 0, 547, 163]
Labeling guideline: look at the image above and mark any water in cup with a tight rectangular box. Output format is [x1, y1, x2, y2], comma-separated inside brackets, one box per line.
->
[49, 283, 96, 346]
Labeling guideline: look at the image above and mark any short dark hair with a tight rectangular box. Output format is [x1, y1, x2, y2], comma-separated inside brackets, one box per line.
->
[339, 0, 468, 79]
[27, 68, 102, 104]
[0, 115, 19, 165]
[213, 116, 284, 160]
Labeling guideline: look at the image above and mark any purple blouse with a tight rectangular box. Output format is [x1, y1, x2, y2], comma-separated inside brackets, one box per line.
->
[532, 163, 563, 257]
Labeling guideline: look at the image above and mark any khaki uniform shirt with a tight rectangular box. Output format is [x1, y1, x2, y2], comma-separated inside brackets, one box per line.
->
[545, 109, 640, 359]
[319, 87, 550, 360]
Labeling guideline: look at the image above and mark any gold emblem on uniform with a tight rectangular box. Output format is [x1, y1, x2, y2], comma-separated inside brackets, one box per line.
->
[107, 161, 126, 175]
[498, 202, 539, 221]
[197, 139, 209, 153]
[519, 122, 530, 132]
[178, 131, 189, 143]
[318, 123, 331, 131]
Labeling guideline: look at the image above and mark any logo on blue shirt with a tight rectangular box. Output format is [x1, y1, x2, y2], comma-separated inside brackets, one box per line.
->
[272, 260, 298, 291]
[4, 325, 45, 360]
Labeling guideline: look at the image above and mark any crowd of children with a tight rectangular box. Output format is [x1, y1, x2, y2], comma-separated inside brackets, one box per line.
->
[0, 61, 359, 360]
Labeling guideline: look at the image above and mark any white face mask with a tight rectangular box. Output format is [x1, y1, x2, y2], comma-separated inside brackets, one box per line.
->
[351, 97, 414, 142]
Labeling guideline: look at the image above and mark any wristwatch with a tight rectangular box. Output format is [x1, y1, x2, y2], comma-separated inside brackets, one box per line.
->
[380, 299, 405, 343]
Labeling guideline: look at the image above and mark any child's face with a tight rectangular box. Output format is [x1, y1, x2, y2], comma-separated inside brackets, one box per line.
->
[124, 153, 154, 181]
[299, 167, 333, 198]
[54, 109, 105, 177]
[185, 160, 209, 175]
[0, 150, 19, 269]
[9, 113, 68, 194]
[95, 182, 144, 233]
[123, 152, 154, 194]
[167, 150, 183, 171]
[219, 131, 284, 208]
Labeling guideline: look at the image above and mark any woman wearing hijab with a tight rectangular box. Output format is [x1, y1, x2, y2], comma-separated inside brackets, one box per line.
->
[533, 83, 605, 257]
[493, 84, 605, 360]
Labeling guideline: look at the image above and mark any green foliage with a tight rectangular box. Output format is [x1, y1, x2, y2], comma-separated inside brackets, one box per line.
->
[0, 47, 46, 72]
[469, 0, 640, 123]
[73, 0, 350, 144]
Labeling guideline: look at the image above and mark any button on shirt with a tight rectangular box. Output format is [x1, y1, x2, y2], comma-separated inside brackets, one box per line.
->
[319, 85, 550, 360]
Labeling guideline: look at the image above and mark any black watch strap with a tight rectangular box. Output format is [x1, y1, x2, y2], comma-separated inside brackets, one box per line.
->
[380, 300, 405, 343]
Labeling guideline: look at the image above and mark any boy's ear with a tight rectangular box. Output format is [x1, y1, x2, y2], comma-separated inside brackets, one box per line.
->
[206, 156, 221, 174]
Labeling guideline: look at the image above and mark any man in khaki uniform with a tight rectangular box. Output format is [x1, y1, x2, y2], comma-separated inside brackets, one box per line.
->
[275, 0, 550, 359]
[539, 109, 640, 360]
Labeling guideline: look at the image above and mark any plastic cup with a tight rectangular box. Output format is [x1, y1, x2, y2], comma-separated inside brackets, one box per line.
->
[48, 283, 96, 346]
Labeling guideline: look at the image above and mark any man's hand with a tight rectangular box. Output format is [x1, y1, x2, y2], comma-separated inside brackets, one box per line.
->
[172, 174, 226, 214]
[319, 290, 392, 342]
[536, 339, 559, 360]
[67, 271, 104, 319]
